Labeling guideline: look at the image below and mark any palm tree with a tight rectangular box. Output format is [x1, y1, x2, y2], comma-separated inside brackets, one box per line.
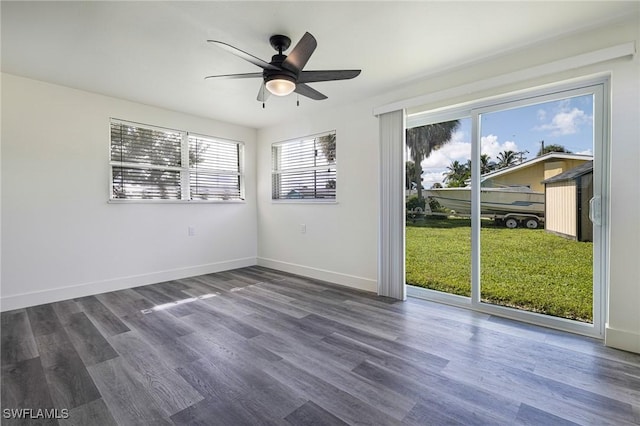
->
[444, 160, 469, 187]
[406, 120, 460, 199]
[480, 154, 494, 174]
[496, 150, 518, 169]
[317, 133, 336, 162]
[537, 143, 571, 156]
[405, 161, 419, 191]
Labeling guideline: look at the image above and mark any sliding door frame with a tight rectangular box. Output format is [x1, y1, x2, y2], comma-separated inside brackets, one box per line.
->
[407, 77, 610, 338]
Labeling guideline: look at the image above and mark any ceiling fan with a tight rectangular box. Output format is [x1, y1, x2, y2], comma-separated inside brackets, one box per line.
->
[205, 32, 361, 104]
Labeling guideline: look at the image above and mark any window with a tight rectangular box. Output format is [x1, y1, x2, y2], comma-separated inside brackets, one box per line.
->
[110, 119, 243, 201]
[271, 131, 336, 200]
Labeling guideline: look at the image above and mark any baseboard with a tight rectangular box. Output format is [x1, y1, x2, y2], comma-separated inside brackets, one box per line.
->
[257, 257, 377, 293]
[0, 257, 257, 312]
[605, 325, 640, 354]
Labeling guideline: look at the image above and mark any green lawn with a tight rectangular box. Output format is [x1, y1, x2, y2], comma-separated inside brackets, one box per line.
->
[406, 218, 593, 322]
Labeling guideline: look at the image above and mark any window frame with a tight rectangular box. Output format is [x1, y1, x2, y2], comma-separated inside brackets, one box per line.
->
[108, 118, 245, 203]
[271, 130, 338, 203]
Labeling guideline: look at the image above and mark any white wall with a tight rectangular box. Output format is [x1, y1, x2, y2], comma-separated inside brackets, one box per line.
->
[1, 73, 258, 310]
[257, 101, 379, 292]
[257, 16, 640, 353]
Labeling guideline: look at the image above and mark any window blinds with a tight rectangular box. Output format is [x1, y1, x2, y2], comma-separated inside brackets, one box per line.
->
[110, 120, 243, 201]
[189, 135, 242, 200]
[271, 132, 336, 200]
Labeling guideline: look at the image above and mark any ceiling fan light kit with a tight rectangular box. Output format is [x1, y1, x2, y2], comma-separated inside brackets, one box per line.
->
[265, 77, 296, 96]
[206, 32, 361, 105]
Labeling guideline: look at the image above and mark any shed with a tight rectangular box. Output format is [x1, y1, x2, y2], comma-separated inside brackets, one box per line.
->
[478, 153, 592, 192]
[542, 161, 593, 241]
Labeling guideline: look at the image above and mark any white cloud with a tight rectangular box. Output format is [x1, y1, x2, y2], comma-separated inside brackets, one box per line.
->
[535, 105, 592, 136]
[421, 130, 471, 169]
[537, 109, 546, 121]
[480, 135, 519, 159]
[576, 148, 593, 156]
[417, 132, 520, 186]
[421, 171, 448, 189]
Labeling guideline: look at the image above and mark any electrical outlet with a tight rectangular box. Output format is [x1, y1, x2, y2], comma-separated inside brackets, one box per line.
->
[188, 226, 196, 236]
[300, 224, 306, 234]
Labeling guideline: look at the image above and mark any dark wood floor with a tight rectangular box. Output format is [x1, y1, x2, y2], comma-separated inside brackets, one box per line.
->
[2, 266, 639, 425]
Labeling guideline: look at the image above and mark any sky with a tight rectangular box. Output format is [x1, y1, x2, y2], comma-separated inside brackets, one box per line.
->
[415, 94, 594, 188]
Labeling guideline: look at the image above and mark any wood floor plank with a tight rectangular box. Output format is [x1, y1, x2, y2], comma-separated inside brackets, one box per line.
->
[321, 332, 448, 378]
[109, 331, 204, 416]
[353, 358, 520, 424]
[189, 274, 238, 292]
[229, 285, 311, 319]
[179, 322, 282, 365]
[51, 300, 82, 325]
[246, 318, 365, 371]
[1, 357, 57, 425]
[58, 398, 118, 426]
[121, 310, 193, 341]
[170, 396, 285, 426]
[186, 297, 264, 338]
[95, 289, 154, 318]
[199, 291, 261, 317]
[119, 311, 200, 367]
[74, 296, 130, 336]
[26, 304, 62, 336]
[1, 310, 39, 365]
[284, 400, 349, 426]
[285, 300, 400, 341]
[250, 332, 416, 421]
[134, 288, 176, 306]
[87, 357, 172, 425]
[177, 337, 306, 418]
[64, 312, 119, 366]
[298, 313, 448, 368]
[175, 277, 223, 297]
[515, 403, 582, 426]
[442, 356, 637, 425]
[263, 358, 404, 426]
[35, 331, 102, 409]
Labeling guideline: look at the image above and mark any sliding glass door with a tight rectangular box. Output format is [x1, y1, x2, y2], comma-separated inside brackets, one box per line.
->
[406, 81, 607, 337]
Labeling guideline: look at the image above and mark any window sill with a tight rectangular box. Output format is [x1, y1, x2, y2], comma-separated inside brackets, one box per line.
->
[271, 199, 338, 204]
[108, 199, 246, 204]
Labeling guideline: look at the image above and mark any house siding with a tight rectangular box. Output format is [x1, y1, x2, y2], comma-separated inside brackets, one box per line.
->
[485, 159, 589, 192]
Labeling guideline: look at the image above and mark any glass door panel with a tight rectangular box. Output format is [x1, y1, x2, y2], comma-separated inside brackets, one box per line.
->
[405, 117, 472, 297]
[477, 94, 595, 323]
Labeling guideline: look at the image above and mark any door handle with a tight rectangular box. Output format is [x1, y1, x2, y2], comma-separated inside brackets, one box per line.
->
[589, 196, 601, 226]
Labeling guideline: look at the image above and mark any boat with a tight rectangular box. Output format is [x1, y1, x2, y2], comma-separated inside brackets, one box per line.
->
[426, 185, 545, 225]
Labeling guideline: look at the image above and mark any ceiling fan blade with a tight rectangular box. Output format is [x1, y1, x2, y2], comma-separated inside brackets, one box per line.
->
[282, 32, 317, 74]
[294, 83, 327, 100]
[257, 83, 271, 102]
[207, 40, 280, 71]
[298, 70, 361, 83]
[204, 72, 263, 80]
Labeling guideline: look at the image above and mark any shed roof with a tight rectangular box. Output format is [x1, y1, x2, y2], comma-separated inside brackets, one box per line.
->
[478, 152, 593, 183]
[542, 160, 593, 184]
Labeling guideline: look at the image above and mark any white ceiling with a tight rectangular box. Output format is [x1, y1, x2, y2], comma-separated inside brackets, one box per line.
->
[2, 1, 636, 129]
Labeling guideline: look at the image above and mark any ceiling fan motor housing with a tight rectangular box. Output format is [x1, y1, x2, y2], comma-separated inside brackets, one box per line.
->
[265, 54, 297, 79]
[269, 34, 291, 53]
